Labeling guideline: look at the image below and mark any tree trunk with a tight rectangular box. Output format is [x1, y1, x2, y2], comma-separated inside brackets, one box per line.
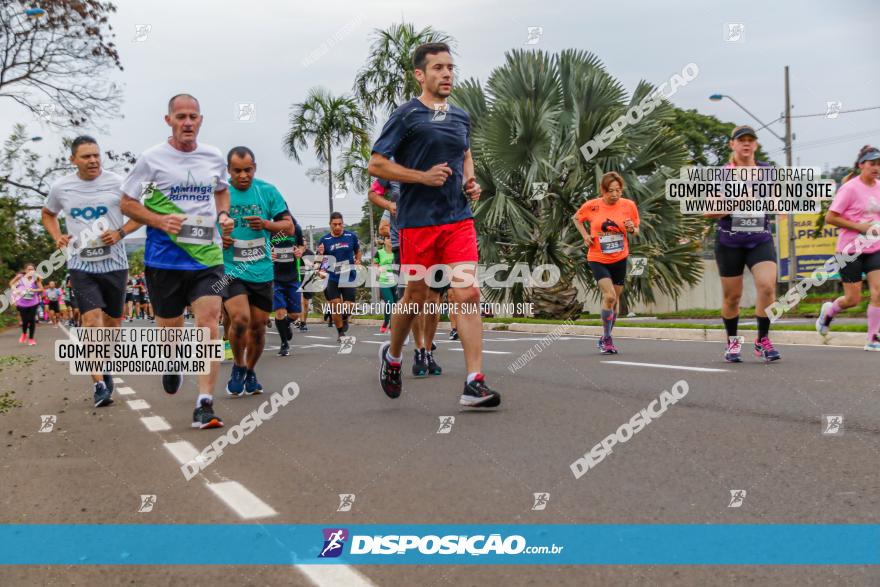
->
[530, 278, 582, 320]
[327, 150, 334, 216]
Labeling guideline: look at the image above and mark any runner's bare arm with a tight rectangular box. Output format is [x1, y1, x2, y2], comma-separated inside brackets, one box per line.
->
[463, 150, 481, 201]
[368, 153, 451, 186]
[100, 218, 144, 246]
[40, 208, 72, 248]
[379, 217, 391, 237]
[572, 214, 592, 245]
[825, 210, 874, 234]
[214, 188, 234, 236]
[120, 194, 184, 233]
[367, 185, 396, 213]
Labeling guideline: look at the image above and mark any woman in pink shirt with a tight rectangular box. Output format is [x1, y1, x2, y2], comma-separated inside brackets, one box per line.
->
[10, 263, 44, 345]
[816, 145, 880, 350]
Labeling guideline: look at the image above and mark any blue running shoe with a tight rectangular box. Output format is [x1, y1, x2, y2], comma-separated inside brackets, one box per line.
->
[754, 337, 781, 362]
[244, 369, 263, 395]
[93, 381, 113, 408]
[225, 365, 247, 396]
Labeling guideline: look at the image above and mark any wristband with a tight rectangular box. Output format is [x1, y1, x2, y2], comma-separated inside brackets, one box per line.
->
[218, 210, 231, 221]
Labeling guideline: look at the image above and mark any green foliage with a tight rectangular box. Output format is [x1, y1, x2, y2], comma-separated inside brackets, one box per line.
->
[354, 23, 453, 120]
[667, 108, 776, 166]
[452, 49, 705, 311]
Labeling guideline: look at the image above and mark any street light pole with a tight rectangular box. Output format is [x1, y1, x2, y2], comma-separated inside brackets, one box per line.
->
[784, 66, 796, 284]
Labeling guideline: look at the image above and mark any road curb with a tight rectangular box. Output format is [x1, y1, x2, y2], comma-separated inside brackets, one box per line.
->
[349, 318, 868, 348]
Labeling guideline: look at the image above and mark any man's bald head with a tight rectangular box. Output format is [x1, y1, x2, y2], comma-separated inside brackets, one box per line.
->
[168, 94, 200, 114]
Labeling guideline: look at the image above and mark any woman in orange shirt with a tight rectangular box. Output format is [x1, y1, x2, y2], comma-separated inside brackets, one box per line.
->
[572, 171, 640, 354]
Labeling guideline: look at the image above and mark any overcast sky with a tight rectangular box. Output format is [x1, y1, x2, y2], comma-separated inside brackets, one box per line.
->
[5, 0, 878, 231]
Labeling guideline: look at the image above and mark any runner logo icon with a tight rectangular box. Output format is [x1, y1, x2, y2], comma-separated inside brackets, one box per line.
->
[337, 493, 355, 512]
[728, 489, 746, 508]
[138, 494, 157, 512]
[319, 528, 349, 558]
[38, 415, 56, 433]
[531, 493, 550, 511]
[437, 416, 455, 434]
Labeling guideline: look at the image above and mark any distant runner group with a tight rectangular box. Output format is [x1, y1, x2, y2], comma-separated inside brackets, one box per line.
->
[9, 43, 878, 430]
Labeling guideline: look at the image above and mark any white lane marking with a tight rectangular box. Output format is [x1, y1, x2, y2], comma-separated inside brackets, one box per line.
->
[116, 386, 135, 395]
[305, 335, 331, 340]
[297, 565, 378, 587]
[450, 349, 511, 355]
[140, 416, 171, 432]
[206, 481, 277, 519]
[126, 399, 151, 410]
[112, 377, 124, 384]
[360, 340, 384, 345]
[601, 361, 729, 373]
[483, 336, 578, 342]
[164, 441, 200, 465]
[307, 344, 340, 349]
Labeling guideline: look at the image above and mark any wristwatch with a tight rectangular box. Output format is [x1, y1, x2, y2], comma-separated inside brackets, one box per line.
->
[218, 210, 231, 221]
[117, 228, 127, 239]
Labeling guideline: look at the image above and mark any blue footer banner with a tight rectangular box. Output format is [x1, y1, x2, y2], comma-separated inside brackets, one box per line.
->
[1, 525, 877, 565]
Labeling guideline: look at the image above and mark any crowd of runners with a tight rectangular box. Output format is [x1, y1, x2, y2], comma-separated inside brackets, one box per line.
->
[7, 43, 880, 429]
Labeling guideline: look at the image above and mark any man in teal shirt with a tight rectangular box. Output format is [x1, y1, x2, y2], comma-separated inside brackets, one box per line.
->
[221, 147, 293, 396]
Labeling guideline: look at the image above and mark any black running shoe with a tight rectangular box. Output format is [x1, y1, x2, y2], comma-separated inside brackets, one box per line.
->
[426, 351, 442, 376]
[342, 316, 350, 334]
[162, 373, 182, 395]
[412, 348, 428, 377]
[378, 342, 402, 399]
[93, 381, 113, 408]
[460, 374, 501, 408]
[102, 373, 114, 394]
[192, 398, 223, 429]
[431, 342, 436, 351]
[449, 328, 459, 341]
[278, 341, 290, 357]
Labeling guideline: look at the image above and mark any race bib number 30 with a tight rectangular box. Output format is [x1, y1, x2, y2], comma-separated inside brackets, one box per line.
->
[274, 246, 295, 263]
[731, 214, 765, 233]
[233, 237, 266, 263]
[178, 215, 215, 245]
[599, 234, 625, 254]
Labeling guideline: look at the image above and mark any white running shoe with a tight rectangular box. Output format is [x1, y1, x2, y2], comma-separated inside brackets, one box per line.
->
[864, 335, 880, 352]
[816, 301, 832, 336]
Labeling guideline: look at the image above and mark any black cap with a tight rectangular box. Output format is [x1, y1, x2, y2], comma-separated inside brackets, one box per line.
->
[731, 125, 757, 140]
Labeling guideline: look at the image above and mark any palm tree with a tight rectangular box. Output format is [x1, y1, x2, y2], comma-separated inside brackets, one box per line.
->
[451, 49, 704, 318]
[283, 88, 370, 215]
[354, 23, 453, 119]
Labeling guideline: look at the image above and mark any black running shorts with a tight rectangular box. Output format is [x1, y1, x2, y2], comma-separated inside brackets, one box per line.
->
[714, 239, 777, 278]
[838, 250, 880, 283]
[222, 277, 274, 313]
[589, 258, 628, 286]
[144, 265, 224, 319]
[69, 269, 128, 318]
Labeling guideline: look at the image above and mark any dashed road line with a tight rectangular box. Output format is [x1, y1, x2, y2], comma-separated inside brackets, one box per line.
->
[601, 360, 729, 373]
[206, 480, 277, 519]
[126, 399, 151, 410]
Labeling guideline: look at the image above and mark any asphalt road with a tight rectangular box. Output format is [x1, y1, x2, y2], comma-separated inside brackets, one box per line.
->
[1, 319, 878, 586]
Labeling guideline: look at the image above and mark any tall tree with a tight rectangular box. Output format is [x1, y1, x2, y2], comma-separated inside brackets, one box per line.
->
[667, 108, 775, 166]
[452, 49, 705, 317]
[283, 88, 370, 216]
[354, 23, 452, 119]
[0, 0, 123, 128]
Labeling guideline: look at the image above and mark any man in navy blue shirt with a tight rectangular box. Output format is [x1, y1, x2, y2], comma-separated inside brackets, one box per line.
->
[368, 42, 500, 409]
[318, 212, 361, 341]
